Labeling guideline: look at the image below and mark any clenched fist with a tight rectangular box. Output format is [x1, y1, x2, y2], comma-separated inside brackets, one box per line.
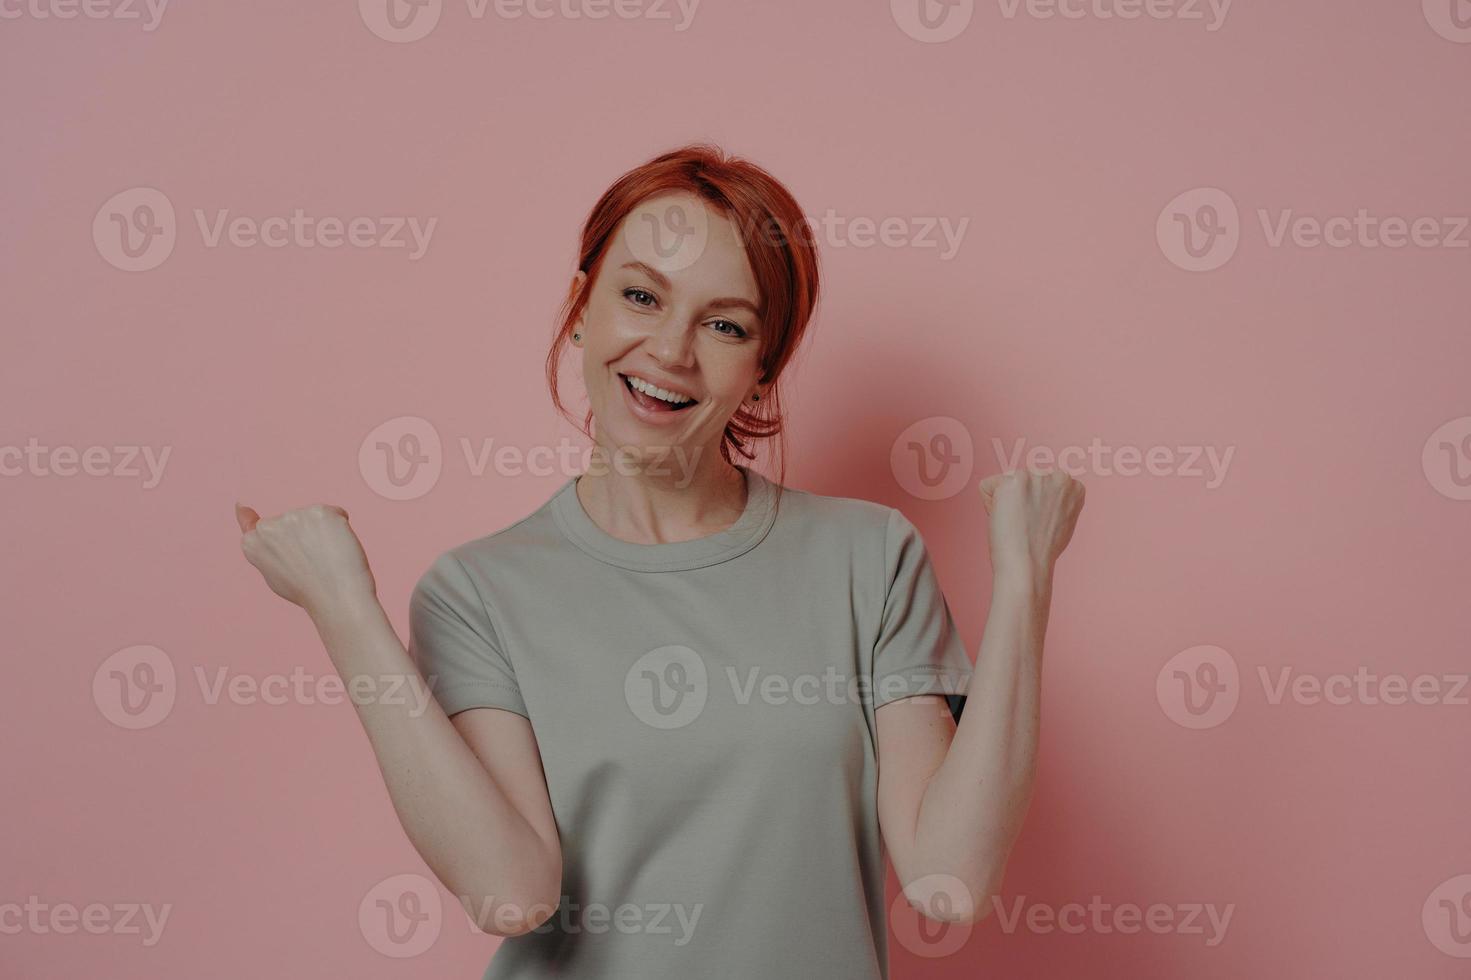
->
[976, 468, 1086, 587]
[235, 502, 377, 617]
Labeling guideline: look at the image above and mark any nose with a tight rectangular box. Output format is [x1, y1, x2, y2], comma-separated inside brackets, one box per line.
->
[643, 310, 696, 370]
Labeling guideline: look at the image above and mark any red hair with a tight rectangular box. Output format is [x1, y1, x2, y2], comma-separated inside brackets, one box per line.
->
[545, 143, 821, 494]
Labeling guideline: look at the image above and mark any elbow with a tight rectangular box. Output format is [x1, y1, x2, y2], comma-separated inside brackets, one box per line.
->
[463, 888, 561, 938]
[495, 897, 561, 938]
[899, 866, 1004, 927]
[463, 852, 565, 938]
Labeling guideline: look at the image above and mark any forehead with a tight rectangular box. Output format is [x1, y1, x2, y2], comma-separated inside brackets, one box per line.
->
[609, 191, 760, 302]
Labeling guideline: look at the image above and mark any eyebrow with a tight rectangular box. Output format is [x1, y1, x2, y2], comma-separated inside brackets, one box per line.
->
[619, 261, 762, 316]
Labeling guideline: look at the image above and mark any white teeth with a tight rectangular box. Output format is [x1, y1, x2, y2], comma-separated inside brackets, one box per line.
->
[626, 374, 693, 405]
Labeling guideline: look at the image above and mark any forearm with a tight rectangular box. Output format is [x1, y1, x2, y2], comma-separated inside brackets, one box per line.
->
[910, 570, 1050, 905]
[309, 598, 560, 934]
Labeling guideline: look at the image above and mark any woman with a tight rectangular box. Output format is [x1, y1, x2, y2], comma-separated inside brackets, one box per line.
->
[236, 144, 1084, 979]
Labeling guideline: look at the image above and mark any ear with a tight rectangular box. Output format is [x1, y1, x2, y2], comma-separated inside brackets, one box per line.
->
[567, 269, 588, 307]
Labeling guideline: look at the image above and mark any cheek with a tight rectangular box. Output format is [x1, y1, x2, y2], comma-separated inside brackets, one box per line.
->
[589, 302, 645, 343]
[707, 350, 762, 392]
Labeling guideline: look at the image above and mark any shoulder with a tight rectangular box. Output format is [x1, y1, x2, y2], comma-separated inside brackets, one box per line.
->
[778, 484, 943, 585]
[770, 480, 887, 524]
[773, 485, 943, 615]
[413, 490, 562, 596]
[769, 481, 909, 560]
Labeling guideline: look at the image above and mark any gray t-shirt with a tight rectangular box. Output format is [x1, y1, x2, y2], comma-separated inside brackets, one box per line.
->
[407, 463, 973, 980]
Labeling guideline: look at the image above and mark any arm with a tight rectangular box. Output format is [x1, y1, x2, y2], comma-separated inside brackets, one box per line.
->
[312, 598, 562, 936]
[876, 574, 1048, 924]
[876, 469, 1084, 924]
[237, 503, 562, 937]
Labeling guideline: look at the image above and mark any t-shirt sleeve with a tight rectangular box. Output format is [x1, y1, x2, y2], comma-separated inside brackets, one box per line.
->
[871, 508, 972, 722]
[407, 552, 529, 720]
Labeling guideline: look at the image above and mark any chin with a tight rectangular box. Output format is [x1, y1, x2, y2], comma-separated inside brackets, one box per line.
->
[611, 433, 705, 469]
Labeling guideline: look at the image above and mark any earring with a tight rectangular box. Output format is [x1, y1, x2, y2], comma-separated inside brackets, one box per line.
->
[752, 392, 760, 401]
[573, 333, 581, 342]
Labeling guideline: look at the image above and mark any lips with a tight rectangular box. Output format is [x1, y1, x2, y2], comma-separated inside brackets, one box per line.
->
[617, 372, 694, 427]
[619, 373, 697, 413]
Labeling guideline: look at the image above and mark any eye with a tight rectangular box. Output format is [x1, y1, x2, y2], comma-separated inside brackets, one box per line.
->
[710, 319, 748, 339]
[622, 287, 748, 338]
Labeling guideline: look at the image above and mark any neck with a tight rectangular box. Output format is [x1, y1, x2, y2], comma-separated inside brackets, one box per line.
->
[575, 444, 748, 546]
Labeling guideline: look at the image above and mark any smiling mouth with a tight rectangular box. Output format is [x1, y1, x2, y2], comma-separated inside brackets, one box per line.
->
[620, 373, 698, 413]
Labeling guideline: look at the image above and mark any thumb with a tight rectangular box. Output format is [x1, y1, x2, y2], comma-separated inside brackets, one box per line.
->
[976, 475, 1002, 516]
[235, 502, 261, 533]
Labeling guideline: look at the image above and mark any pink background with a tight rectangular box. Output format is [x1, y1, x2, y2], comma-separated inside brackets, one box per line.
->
[4, 0, 1469, 976]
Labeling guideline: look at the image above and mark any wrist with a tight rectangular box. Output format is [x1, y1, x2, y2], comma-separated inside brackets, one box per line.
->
[993, 561, 1053, 601]
[307, 590, 382, 630]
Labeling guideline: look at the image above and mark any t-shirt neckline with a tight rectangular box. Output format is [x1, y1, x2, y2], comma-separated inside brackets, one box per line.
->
[550, 463, 778, 572]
